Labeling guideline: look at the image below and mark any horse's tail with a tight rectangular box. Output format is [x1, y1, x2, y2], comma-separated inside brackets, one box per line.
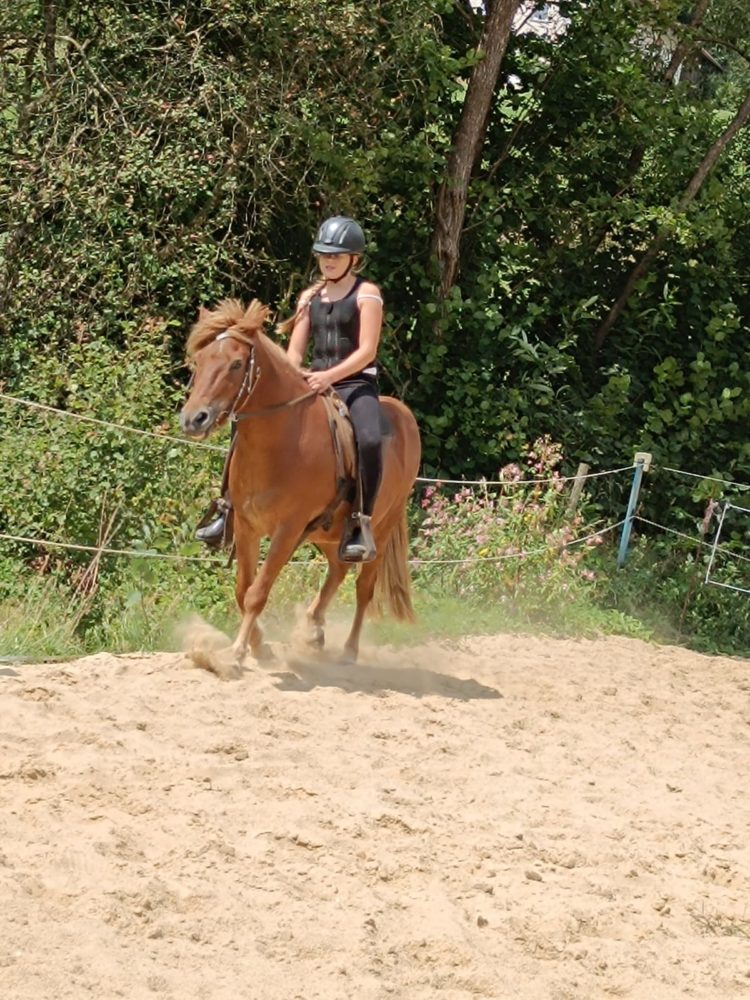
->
[376, 506, 415, 623]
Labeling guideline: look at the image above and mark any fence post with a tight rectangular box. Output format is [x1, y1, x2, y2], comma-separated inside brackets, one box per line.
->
[617, 451, 652, 568]
[566, 462, 590, 517]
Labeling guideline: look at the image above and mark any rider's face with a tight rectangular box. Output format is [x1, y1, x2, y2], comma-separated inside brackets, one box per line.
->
[316, 252, 355, 281]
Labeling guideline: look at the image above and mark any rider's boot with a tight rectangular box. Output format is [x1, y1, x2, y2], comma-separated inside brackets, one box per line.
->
[195, 497, 232, 549]
[339, 512, 377, 563]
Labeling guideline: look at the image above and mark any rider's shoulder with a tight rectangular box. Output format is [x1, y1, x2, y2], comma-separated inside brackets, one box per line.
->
[357, 280, 383, 301]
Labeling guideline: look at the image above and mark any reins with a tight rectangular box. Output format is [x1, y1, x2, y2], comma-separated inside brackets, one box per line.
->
[214, 329, 317, 422]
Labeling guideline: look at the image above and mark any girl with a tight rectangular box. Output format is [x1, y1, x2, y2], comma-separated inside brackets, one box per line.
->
[282, 215, 384, 562]
[196, 215, 384, 562]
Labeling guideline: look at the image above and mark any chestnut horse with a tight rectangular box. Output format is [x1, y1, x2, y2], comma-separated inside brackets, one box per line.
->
[179, 299, 421, 677]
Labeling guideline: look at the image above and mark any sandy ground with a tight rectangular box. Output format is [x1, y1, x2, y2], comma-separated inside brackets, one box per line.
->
[1, 629, 750, 1000]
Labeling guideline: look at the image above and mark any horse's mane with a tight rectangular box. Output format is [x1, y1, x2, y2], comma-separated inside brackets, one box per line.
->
[186, 299, 271, 359]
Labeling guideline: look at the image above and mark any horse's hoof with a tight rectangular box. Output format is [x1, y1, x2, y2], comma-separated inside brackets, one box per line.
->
[213, 646, 244, 681]
[306, 626, 325, 650]
[253, 642, 275, 664]
[340, 646, 358, 665]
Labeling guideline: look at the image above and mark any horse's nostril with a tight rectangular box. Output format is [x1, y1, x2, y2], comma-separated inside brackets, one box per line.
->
[180, 407, 212, 436]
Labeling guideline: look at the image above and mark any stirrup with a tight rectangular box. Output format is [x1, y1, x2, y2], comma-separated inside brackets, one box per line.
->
[195, 497, 232, 550]
[339, 513, 376, 564]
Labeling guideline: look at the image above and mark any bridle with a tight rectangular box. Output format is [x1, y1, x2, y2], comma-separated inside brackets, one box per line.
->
[213, 329, 317, 422]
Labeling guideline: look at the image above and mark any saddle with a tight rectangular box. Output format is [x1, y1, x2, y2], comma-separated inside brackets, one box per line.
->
[304, 389, 358, 535]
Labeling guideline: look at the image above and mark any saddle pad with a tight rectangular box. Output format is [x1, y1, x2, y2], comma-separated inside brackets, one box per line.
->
[322, 391, 357, 480]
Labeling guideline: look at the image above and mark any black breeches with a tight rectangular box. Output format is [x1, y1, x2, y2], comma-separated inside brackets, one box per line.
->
[334, 379, 382, 516]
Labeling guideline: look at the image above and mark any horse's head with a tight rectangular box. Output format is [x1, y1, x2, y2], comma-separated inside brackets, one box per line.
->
[179, 299, 269, 438]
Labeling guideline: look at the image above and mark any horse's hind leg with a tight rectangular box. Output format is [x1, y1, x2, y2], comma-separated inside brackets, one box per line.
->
[342, 559, 379, 664]
[303, 551, 349, 649]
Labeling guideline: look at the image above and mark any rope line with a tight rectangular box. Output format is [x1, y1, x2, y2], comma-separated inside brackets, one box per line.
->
[415, 466, 632, 488]
[2, 390, 747, 497]
[660, 466, 750, 492]
[0, 392, 224, 453]
[0, 521, 624, 569]
[2, 388, 629, 486]
[633, 517, 750, 566]
[705, 579, 750, 597]
[0, 532, 225, 563]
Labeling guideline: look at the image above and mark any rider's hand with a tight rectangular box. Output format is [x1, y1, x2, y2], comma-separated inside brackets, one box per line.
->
[304, 370, 333, 394]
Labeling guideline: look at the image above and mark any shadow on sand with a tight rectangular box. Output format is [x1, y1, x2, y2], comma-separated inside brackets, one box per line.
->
[270, 648, 502, 701]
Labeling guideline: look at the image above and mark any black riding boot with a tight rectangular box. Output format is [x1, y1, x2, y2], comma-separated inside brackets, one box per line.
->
[340, 512, 377, 563]
[335, 383, 382, 564]
[195, 497, 232, 549]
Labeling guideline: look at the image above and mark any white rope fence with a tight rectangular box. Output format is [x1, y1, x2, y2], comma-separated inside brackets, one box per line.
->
[1, 390, 746, 581]
[0, 391, 223, 452]
[660, 466, 750, 492]
[415, 467, 633, 487]
[632, 516, 750, 566]
[409, 521, 624, 565]
[0, 390, 634, 487]
[0, 520, 623, 569]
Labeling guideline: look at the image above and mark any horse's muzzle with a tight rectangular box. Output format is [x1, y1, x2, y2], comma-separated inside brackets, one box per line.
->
[180, 404, 218, 438]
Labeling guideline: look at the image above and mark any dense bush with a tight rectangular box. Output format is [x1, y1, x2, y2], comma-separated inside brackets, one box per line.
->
[1, 1, 749, 656]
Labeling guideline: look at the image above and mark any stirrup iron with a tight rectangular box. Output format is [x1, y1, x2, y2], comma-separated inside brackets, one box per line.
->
[339, 512, 376, 564]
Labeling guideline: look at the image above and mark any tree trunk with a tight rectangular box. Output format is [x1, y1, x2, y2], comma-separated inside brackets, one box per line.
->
[432, 0, 521, 301]
[594, 84, 750, 351]
[42, 0, 59, 81]
[662, 0, 711, 86]
[623, 0, 712, 179]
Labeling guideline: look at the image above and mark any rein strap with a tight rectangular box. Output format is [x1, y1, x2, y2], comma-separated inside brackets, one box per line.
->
[233, 388, 317, 421]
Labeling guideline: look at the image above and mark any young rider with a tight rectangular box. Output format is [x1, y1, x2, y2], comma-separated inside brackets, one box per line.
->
[196, 215, 384, 563]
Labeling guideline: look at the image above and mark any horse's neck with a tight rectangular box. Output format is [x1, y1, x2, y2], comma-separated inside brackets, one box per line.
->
[249, 335, 309, 409]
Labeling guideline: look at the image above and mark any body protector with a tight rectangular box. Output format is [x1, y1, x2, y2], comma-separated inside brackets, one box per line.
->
[310, 277, 368, 373]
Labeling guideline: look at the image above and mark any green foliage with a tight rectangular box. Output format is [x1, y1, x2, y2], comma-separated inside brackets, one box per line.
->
[1, 1, 749, 660]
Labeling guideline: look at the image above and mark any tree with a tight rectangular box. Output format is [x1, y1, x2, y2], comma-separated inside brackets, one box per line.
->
[431, 0, 521, 301]
[594, 81, 750, 350]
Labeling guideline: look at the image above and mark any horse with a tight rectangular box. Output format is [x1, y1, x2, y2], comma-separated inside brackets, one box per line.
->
[179, 299, 421, 679]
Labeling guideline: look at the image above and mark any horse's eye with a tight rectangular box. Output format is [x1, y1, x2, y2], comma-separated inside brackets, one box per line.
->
[230, 359, 243, 371]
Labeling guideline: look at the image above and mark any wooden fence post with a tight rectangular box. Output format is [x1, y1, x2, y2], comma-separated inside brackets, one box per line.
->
[566, 462, 590, 517]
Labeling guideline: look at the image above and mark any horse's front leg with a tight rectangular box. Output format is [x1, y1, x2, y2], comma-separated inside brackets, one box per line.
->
[233, 529, 267, 660]
[232, 522, 305, 666]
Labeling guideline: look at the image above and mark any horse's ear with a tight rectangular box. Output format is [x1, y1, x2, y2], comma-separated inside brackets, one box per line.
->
[243, 299, 270, 330]
[198, 305, 210, 320]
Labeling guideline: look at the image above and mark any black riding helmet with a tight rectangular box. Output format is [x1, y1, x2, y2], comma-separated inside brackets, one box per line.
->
[312, 216, 366, 255]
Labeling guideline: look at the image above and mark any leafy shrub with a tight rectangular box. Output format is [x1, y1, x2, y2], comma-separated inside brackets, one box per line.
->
[411, 438, 608, 615]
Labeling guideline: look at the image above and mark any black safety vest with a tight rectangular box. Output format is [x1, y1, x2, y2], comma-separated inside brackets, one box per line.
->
[309, 278, 364, 373]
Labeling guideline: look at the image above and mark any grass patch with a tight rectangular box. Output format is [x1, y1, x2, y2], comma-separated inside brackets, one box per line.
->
[1, 556, 653, 662]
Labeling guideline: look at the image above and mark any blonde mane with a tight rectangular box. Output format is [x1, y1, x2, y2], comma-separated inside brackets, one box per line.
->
[185, 299, 270, 359]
